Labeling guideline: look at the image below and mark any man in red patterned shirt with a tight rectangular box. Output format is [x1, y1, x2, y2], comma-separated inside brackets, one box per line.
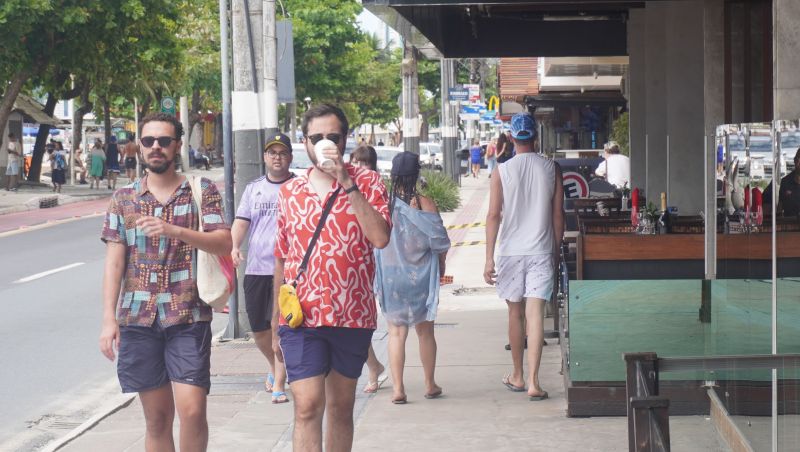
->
[272, 104, 390, 451]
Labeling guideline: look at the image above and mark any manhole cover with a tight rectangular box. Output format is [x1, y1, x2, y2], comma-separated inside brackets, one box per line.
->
[47, 420, 82, 430]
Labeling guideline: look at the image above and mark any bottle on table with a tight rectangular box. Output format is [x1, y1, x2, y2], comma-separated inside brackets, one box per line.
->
[658, 192, 671, 234]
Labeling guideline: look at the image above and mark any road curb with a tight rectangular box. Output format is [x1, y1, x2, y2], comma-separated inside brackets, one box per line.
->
[0, 193, 110, 216]
[41, 393, 137, 452]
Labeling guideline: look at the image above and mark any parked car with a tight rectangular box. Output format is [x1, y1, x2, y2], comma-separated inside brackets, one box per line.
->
[728, 133, 789, 181]
[394, 142, 443, 170]
[290, 143, 312, 175]
[374, 146, 403, 177]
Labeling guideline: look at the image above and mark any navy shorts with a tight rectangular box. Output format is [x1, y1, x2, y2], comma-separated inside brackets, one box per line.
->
[278, 326, 373, 382]
[243, 274, 274, 332]
[117, 321, 212, 393]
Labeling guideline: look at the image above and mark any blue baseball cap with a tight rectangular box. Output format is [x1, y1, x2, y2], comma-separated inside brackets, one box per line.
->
[510, 113, 536, 140]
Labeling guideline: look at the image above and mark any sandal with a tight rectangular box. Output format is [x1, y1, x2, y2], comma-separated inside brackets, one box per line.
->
[272, 391, 290, 404]
[363, 374, 388, 394]
[265, 373, 275, 392]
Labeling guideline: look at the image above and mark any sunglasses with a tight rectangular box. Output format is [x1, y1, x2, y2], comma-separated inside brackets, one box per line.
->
[140, 136, 177, 148]
[306, 133, 343, 145]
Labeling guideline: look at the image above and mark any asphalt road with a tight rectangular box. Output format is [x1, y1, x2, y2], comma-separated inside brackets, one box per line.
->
[0, 215, 228, 448]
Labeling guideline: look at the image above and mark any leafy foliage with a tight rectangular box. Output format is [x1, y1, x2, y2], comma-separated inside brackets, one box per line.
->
[610, 111, 630, 156]
[420, 169, 460, 212]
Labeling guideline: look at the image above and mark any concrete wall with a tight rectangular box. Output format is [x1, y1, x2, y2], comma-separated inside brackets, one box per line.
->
[774, 0, 800, 119]
[628, 1, 715, 215]
[628, 9, 647, 192]
[664, 1, 705, 215]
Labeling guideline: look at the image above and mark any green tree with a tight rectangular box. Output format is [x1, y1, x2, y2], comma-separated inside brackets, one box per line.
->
[610, 111, 630, 156]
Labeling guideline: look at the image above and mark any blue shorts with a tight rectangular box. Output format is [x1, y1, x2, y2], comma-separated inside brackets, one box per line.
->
[278, 326, 373, 382]
[117, 321, 212, 393]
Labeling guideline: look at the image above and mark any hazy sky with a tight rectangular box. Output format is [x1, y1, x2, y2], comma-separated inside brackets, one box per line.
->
[357, 8, 401, 48]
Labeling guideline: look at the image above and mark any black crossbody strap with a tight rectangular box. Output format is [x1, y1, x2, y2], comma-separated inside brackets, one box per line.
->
[294, 187, 342, 286]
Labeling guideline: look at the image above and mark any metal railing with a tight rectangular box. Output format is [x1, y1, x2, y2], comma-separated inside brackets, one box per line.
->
[624, 352, 800, 452]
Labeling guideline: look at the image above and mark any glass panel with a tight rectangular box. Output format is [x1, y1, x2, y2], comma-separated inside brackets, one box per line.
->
[775, 119, 800, 451]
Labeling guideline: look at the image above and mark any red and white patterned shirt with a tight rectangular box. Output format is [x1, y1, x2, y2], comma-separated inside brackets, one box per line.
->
[275, 165, 390, 329]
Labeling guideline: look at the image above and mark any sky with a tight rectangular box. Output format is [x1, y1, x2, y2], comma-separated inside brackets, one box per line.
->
[357, 8, 401, 49]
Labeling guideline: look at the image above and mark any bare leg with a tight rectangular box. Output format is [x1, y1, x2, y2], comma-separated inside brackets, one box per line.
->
[506, 300, 526, 388]
[525, 297, 547, 396]
[172, 382, 208, 452]
[139, 384, 176, 452]
[252, 330, 287, 393]
[324, 370, 359, 452]
[363, 345, 385, 392]
[290, 375, 326, 452]
[414, 321, 441, 396]
[387, 323, 409, 401]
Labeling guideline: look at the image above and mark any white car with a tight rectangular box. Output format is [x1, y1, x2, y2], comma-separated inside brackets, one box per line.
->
[290, 143, 312, 175]
[374, 146, 403, 177]
[393, 142, 442, 169]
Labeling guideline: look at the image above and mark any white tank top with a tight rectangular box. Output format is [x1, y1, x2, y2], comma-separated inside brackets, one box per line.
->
[497, 153, 556, 256]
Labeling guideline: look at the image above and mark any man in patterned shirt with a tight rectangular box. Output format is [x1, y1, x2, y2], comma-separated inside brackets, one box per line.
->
[273, 104, 391, 451]
[99, 113, 231, 451]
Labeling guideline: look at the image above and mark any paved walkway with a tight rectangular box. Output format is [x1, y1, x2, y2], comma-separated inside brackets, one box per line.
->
[49, 173, 729, 452]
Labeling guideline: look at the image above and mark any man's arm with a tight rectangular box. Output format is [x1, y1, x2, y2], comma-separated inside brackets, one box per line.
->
[552, 163, 565, 257]
[483, 166, 503, 285]
[320, 146, 390, 248]
[272, 257, 285, 363]
[99, 242, 126, 361]
[230, 218, 250, 266]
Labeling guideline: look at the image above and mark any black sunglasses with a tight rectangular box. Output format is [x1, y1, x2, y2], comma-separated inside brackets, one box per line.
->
[306, 133, 343, 145]
[140, 136, 177, 148]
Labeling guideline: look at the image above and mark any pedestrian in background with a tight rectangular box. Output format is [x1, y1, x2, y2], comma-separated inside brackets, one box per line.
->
[496, 131, 514, 164]
[122, 135, 138, 181]
[486, 137, 498, 176]
[231, 133, 294, 404]
[50, 141, 67, 193]
[470, 138, 482, 178]
[348, 144, 388, 394]
[273, 104, 391, 452]
[105, 136, 121, 190]
[73, 148, 88, 184]
[99, 113, 231, 451]
[484, 113, 564, 402]
[374, 151, 450, 404]
[89, 139, 106, 189]
[5, 132, 21, 191]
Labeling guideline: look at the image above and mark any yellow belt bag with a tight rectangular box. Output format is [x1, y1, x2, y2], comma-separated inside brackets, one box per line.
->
[278, 187, 341, 328]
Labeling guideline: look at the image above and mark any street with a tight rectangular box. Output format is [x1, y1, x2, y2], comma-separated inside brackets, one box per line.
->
[0, 214, 228, 449]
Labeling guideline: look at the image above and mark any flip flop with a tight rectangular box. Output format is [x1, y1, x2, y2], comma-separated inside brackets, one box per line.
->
[528, 391, 549, 401]
[363, 374, 389, 394]
[265, 373, 275, 392]
[424, 390, 443, 399]
[502, 375, 526, 392]
[272, 391, 290, 404]
[391, 396, 407, 404]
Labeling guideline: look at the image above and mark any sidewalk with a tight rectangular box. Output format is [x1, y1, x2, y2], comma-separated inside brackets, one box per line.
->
[51, 172, 728, 452]
[0, 167, 225, 234]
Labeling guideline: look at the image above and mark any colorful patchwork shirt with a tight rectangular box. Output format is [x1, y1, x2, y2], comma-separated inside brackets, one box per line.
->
[101, 176, 230, 327]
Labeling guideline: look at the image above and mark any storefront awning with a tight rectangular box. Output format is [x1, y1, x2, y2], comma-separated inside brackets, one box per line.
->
[363, 0, 635, 58]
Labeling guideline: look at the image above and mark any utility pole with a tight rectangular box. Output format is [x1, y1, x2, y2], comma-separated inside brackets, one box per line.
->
[402, 41, 420, 154]
[180, 96, 190, 170]
[219, 0, 237, 340]
[231, 0, 267, 338]
[263, 0, 280, 140]
[440, 58, 460, 183]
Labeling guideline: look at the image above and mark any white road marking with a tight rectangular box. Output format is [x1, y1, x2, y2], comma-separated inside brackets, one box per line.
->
[14, 262, 85, 284]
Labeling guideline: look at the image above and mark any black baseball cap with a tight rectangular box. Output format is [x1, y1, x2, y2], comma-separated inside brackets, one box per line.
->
[264, 133, 292, 152]
[391, 151, 421, 177]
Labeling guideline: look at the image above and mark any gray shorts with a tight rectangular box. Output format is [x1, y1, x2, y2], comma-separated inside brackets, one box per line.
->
[5, 160, 19, 176]
[117, 321, 212, 393]
[496, 254, 555, 302]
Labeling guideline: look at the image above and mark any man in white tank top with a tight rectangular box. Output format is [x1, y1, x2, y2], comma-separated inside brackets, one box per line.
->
[483, 113, 564, 401]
